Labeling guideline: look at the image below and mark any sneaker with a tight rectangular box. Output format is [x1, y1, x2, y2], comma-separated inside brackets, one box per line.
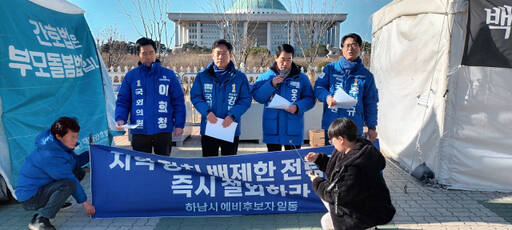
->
[60, 202, 72, 210]
[28, 214, 56, 230]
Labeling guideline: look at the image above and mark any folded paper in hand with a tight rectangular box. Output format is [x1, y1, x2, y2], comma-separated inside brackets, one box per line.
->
[267, 94, 291, 110]
[120, 123, 140, 129]
[205, 117, 238, 143]
[329, 89, 357, 109]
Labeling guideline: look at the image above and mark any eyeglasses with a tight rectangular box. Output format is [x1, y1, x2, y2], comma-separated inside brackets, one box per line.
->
[343, 43, 360, 49]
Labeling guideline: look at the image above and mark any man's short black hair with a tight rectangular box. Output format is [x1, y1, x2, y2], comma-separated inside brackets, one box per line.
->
[212, 39, 233, 53]
[327, 118, 358, 142]
[341, 33, 363, 48]
[136, 37, 157, 53]
[275, 44, 294, 57]
[51, 117, 80, 137]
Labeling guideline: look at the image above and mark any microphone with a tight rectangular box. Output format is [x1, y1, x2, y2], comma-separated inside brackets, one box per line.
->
[279, 69, 289, 78]
[275, 70, 288, 88]
[289, 140, 314, 174]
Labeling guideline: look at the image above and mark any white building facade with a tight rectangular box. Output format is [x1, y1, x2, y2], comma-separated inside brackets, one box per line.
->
[168, 0, 346, 54]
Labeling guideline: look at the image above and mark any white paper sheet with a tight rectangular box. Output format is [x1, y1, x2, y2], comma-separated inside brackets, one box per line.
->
[205, 117, 238, 143]
[329, 88, 358, 109]
[120, 123, 140, 129]
[267, 94, 292, 110]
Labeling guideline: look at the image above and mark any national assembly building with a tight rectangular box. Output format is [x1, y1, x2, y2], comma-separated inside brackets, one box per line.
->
[168, 0, 346, 54]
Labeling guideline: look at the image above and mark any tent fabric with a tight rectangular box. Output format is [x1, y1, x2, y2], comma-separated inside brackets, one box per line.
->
[371, 0, 512, 192]
[371, 0, 467, 35]
[28, 0, 84, 14]
[0, 0, 115, 198]
[0, 99, 13, 195]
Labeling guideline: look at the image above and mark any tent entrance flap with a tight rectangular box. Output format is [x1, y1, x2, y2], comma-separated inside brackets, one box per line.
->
[371, 0, 512, 192]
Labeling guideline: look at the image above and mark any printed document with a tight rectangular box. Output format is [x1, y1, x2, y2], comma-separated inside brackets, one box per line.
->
[205, 118, 238, 143]
[329, 88, 357, 109]
[267, 94, 292, 110]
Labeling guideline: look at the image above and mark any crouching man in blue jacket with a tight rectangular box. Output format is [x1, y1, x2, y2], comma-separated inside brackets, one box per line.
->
[115, 37, 186, 156]
[190, 39, 252, 157]
[15, 117, 95, 230]
[251, 44, 315, 151]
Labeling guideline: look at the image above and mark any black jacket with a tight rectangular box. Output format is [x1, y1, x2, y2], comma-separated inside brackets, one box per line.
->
[312, 138, 395, 229]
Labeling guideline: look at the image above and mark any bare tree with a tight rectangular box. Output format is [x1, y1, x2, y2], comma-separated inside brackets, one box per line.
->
[205, 0, 261, 67]
[98, 26, 127, 68]
[361, 41, 371, 68]
[119, 0, 175, 62]
[285, 0, 342, 69]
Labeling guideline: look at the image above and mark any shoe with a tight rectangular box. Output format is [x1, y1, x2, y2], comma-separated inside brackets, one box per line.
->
[28, 214, 56, 230]
[60, 202, 72, 210]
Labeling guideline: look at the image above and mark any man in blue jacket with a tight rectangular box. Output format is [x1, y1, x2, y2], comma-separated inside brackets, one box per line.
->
[16, 117, 95, 230]
[190, 39, 252, 157]
[115, 37, 186, 156]
[315, 33, 379, 144]
[251, 44, 315, 151]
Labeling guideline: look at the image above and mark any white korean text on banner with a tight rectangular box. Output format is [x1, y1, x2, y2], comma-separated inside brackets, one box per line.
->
[91, 145, 334, 217]
[0, 1, 110, 196]
[462, 0, 512, 68]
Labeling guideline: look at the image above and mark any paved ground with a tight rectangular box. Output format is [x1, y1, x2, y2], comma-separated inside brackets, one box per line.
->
[1, 130, 511, 230]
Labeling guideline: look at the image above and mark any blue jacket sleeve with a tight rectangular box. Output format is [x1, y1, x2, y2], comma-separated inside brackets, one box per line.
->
[293, 76, 315, 114]
[44, 154, 87, 203]
[190, 73, 210, 116]
[228, 74, 252, 119]
[363, 73, 379, 127]
[314, 67, 331, 102]
[251, 76, 275, 104]
[115, 73, 132, 123]
[169, 72, 186, 128]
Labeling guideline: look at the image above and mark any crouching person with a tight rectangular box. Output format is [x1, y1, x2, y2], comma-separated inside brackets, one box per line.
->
[305, 118, 395, 230]
[15, 117, 95, 230]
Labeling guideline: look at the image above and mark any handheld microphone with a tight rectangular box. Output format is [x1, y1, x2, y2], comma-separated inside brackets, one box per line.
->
[279, 69, 289, 78]
[289, 140, 314, 174]
[275, 70, 288, 88]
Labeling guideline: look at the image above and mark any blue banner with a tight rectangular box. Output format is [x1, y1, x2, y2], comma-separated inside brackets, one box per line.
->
[91, 145, 335, 217]
[0, 1, 110, 190]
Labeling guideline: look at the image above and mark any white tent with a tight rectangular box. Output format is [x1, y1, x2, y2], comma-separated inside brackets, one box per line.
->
[371, 0, 512, 192]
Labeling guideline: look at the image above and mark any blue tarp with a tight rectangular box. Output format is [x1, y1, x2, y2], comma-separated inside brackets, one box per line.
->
[0, 0, 113, 197]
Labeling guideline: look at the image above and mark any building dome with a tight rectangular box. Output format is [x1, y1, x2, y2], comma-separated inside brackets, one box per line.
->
[227, 0, 288, 14]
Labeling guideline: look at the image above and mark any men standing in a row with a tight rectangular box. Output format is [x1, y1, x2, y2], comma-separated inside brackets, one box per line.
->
[315, 33, 379, 144]
[191, 39, 251, 157]
[251, 44, 315, 152]
[115, 37, 186, 156]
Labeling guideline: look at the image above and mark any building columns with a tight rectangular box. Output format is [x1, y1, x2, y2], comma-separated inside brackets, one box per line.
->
[196, 22, 201, 46]
[219, 23, 224, 40]
[184, 24, 189, 44]
[174, 23, 179, 47]
[181, 24, 185, 46]
[329, 26, 334, 47]
[335, 22, 341, 48]
[290, 22, 295, 46]
[267, 22, 272, 51]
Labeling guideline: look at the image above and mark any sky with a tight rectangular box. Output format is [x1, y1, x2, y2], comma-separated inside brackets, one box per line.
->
[68, 0, 392, 44]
